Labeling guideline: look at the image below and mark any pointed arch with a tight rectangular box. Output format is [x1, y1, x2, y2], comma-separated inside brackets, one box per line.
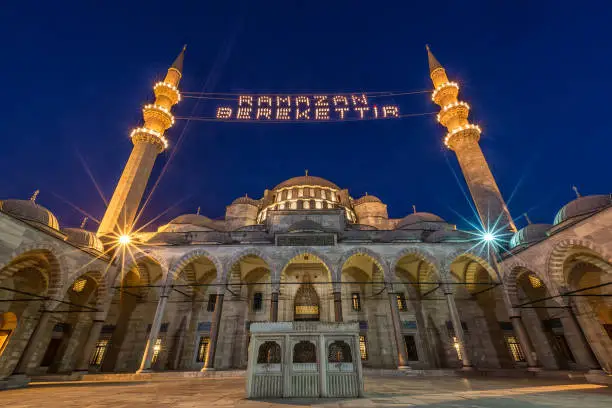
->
[547, 238, 612, 290]
[279, 247, 336, 282]
[389, 248, 440, 281]
[0, 245, 65, 305]
[337, 247, 388, 278]
[503, 260, 557, 307]
[168, 248, 223, 284]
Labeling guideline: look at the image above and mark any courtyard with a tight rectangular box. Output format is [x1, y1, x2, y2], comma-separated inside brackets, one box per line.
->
[1, 376, 611, 407]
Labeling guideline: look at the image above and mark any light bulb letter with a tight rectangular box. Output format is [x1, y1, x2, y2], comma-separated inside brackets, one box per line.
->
[237, 95, 253, 120]
[276, 96, 291, 120]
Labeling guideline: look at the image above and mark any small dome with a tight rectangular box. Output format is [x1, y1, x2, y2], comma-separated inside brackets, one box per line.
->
[353, 195, 382, 206]
[554, 195, 611, 225]
[167, 214, 224, 231]
[287, 220, 325, 233]
[63, 228, 105, 252]
[274, 175, 340, 191]
[231, 196, 259, 206]
[509, 223, 551, 249]
[424, 229, 470, 243]
[0, 199, 60, 230]
[396, 212, 445, 230]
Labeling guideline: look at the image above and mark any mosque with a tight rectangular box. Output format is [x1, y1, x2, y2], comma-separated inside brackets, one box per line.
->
[0, 45, 610, 390]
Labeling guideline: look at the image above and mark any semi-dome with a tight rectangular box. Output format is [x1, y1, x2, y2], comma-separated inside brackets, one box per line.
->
[353, 195, 382, 206]
[396, 212, 445, 230]
[273, 175, 340, 191]
[231, 196, 259, 206]
[287, 219, 325, 233]
[0, 199, 60, 230]
[63, 228, 105, 252]
[165, 214, 224, 231]
[509, 223, 551, 249]
[554, 195, 611, 225]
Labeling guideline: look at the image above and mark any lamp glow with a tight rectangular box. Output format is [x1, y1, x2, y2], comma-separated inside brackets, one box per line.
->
[483, 232, 495, 242]
[118, 235, 131, 245]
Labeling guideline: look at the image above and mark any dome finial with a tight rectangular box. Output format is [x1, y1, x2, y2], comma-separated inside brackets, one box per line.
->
[412, 204, 417, 214]
[196, 206, 201, 216]
[523, 213, 532, 225]
[365, 192, 368, 196]
[171, 44, 186, 73]
[245, 193, 249, 198]
[30, 190, 39, 202]
[425, 44, 443, 73]
[572, 185, 581, 198]
[80, 217, 88, 229]
[305, 169, 309, 176]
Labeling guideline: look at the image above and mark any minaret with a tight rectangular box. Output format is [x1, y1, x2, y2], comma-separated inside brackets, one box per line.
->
[97, 46, 186, 237]
[427, 45, 516, 233]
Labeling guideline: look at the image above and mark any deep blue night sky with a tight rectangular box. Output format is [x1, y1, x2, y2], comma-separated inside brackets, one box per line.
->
[1, 1, 610, 232]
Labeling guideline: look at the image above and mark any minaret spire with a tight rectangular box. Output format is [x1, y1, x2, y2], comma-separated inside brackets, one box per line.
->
[427, 45, 516, 233]
[98, 46, 185, 237]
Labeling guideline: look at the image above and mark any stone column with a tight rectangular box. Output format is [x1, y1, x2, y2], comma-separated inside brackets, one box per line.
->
[11, 310, 53, 376]
[202, 293, 224, 371]
[387, 292, 409, 368]
[73, 319, 105, 373]
[510, 315, 539, 369]
[564, 306, 601, 370]
[137, 291, 169, 373]
[319, 334, 327, 397]
[270, 291, 279, 322]
[444, 290, 472, 369]
[333, 291, 343, 322]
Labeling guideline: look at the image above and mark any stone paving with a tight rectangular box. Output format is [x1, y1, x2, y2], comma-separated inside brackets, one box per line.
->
[1, 376, 611, 407]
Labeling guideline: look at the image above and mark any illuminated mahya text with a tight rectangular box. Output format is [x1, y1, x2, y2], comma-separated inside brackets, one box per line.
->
[216, 94, 399, 120]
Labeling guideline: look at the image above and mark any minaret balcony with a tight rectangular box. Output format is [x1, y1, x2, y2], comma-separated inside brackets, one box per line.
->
[142, 104, 175, 130]
[431, 82, 459, 106]
[130, 127, 168, 152]
[444, 124, 481, 149]
[437, 102, 470, 127]
[154, 81, 181, 105]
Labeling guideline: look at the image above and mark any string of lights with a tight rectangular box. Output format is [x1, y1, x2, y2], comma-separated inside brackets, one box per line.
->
[175, 111, 437, 123]
[181, 89, 432, 97]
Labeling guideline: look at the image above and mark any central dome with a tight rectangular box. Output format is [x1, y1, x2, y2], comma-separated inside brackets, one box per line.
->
[273, 175, 340, 191]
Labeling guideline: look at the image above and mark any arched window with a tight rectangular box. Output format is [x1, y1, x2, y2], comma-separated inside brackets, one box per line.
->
[298, 188, 304, 197]
[287, 189, 293, 199]
[279, 203, 285, 210]
[328, 341, 352, 363]
[293, 341, 316, 363]
[257, 341, 281, 364]
[321, 190, 327, 199]
[290, 201, 297, 210]
[303, 200, 310, 209]
[309, 188, 315, 197]
[315, 201, 322, 209]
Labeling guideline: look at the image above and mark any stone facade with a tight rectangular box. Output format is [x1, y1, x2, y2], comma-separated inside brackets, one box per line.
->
[1, 176, 610, 389]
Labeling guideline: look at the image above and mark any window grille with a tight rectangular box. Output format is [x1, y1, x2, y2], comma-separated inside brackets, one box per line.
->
[197, 336, 210, 362]
[293, 341, 316, 363]
[207, 294, 217, 312]
[257, 341, 281, 364]
[351, 293, 361, 311]
[89, 340, 108, 366]
[504, 335, 526, 362]
[151, 338, 162, 364]
[328, 341, 353, 363]
[359, 336, 368, 360]
[404, 335, 419, 361]
[253, 292, 263, 311]
[396, 293, 407, 311]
